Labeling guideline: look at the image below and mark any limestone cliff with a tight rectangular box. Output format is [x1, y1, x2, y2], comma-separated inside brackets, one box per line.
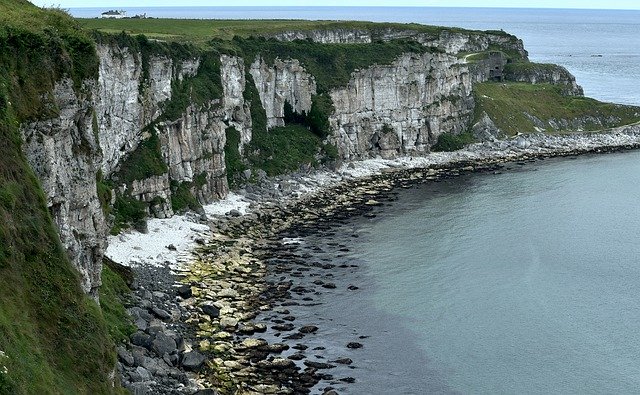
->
[17, 26, 586, 297]
[20, 79, 106, 298]
[328, 52, 474, 160]
[504, 62, 584, 96]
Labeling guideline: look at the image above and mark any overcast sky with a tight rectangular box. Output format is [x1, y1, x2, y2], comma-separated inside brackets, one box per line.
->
[28, 1, 640, 9]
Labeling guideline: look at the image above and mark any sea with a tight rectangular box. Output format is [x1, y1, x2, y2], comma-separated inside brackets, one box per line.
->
[70, 7, 640, 394]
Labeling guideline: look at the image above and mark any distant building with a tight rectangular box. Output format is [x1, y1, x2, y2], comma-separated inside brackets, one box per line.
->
[101, 10, 126, 19]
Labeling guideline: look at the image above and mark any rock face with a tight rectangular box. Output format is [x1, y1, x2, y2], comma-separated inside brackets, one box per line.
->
[20, 79, 107, 299]
[156, 102, 229, 204]
[220, 55, 253, 149]
[17, 29, 581, 297]
[272, 28, 528, 61]
[504, 63, 584, 96]
[329, 52, 474, 160]
[249, 57, 317, 128]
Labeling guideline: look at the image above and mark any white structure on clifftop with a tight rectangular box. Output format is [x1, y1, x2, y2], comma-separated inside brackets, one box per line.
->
[101, 10, 126, 19]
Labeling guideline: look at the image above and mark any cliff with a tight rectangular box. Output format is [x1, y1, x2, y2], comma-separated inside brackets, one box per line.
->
[3, 5, 640, 392]
[17, 21, 636, 301]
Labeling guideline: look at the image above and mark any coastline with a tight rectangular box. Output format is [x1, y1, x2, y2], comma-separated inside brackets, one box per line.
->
[107, 123, 640, 394]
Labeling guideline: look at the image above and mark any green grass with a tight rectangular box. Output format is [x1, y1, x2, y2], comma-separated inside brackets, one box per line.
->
[0, 2, 119, 393]
[100, 262, 135, 344]
[78, 18, 512, 47]
[224, 127, 247, 186]
[170, 181, 201, 213]
[473, 82, 640, 136]
[432, 132, 475, 152]
[113, 130, 168, 184]
[247, 124, 325, 176]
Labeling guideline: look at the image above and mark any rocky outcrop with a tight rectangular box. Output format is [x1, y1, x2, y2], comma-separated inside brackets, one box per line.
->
[20, 79, 107, 299]
[271, 28, 528, 61]
[157, 102, 228, 204]
[329, 52, 474, 160]
[17, 27, 587, 299]
[249, 57, 317, 128]
[129, 175, 173, 219]
[95, 44, 202, 176]
[504, 63, 584, 96]
[221, 55, 253, 149]
[272, 29, 372, 43]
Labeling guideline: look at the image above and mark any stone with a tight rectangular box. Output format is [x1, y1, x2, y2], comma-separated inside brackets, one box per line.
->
[181, 351, 206, 371]
[201, 304, 220, 318]
[299, 325, 318, 334]
[331, 358, 353, 365]
[193, 389, 218, 395]
[175, 284, 193, 299]
[219, 317, 238, 328]
[151, 332, 177, 356]
[304, 361, 335, 369]
[346, 342, 363, 349]
[152, 307, 172, 321]
[130, 332, 152, 349]
[117, 346, 135, 367]
[241, 338, 268, 349]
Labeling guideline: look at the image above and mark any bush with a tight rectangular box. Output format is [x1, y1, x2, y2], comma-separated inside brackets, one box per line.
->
[432, 132, 475, 152]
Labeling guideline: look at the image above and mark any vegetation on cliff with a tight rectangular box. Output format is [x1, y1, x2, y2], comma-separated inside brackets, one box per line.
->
[78, 18, 518, 46]
[473, 82, 640, 136]
[0, 2, 122, 393]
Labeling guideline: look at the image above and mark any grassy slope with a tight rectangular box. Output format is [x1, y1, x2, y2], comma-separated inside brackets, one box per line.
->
[474, 82, 640, 136]
[0, 1, 122, 393]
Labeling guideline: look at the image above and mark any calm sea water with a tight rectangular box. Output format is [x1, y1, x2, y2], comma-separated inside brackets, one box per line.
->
[70, 7, 640, 105]
[265, 152, 640, 394]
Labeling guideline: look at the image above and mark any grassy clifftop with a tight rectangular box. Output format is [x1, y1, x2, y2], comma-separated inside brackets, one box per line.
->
[0, 1, 119, 393]
[473, 82, 640, 136]
[78, 17, 514, 46]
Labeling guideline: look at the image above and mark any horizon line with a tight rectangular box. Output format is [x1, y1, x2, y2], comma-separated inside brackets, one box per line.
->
[65, 5, 640, 11]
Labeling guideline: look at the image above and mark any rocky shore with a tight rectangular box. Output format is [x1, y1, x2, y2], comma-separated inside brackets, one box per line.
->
[109, 124, 640, 395]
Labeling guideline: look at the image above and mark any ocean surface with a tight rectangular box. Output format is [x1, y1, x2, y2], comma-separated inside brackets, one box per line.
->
[70, 7, 640, 106]
[260, 152, 640, 394]
[70, 6, 640, 393]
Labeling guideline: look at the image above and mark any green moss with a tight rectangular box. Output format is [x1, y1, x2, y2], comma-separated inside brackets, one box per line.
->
[95, 170, 112, 216]
[100, 262, 135, 344]
[170, 180, 201, 213]
[473, 82, 640, 136]
[246, 124, 324, 176]
[114, 129, 167, 184]
[244, 70, 268, 135]
[307, 94, 334, 138]
[233, 36, 432, 93]
[112, 195, 146, 235]
[160, 50, 224, 122]
[224, 127, 246, 186]
[432, 132, 475, 152]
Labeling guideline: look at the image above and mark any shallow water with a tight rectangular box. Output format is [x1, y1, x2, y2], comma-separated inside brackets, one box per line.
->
[259, 151, 640, 394]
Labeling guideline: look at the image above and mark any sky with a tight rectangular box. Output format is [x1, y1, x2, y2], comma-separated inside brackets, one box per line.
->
[29, 0, 640, 9]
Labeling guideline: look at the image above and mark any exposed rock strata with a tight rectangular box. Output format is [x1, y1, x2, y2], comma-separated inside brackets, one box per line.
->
[249, 57, 317, 128]
[20, 79, 107, 298]
[329, 52, 474, 160]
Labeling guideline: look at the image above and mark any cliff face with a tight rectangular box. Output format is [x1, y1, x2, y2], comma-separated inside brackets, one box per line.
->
[329, 52, 474, 160]
[249, 57, 317, 128]
[272, 28, 529, 61]
[504, 63, 584, 96]
[17, 27, 575, 296]
[20, 79, 106, 298]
